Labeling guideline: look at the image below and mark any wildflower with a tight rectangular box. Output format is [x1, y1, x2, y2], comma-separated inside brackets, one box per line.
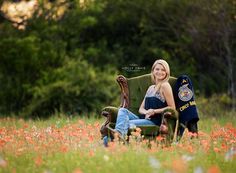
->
[156, 135, 164, 142]
[0, 139, 6, 148]
[93, 121, 100, 128]
[73, 168, 83, 173]
[200, 140, 210, 152]
[89, 150, 94, 157]
[207, 165, 221, 173]
[60, 146, 68, 153]
[88, 135, 94, 143]
[34, 155, 43, 166]
[188, 132, 198, 138]
[45, 127, 52, 134]
[198, 131, 208, 137]
[213, 147, 220, 153]
[23, 123, 29, 129]
[171, 159, 187, 173]
[131, 131, 141, 138]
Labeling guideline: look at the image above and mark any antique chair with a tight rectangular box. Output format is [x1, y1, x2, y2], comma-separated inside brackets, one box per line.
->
[100, 73, 179, 143]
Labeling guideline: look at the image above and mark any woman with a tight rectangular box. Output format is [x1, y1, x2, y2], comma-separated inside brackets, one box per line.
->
[114, 59, 176, 138]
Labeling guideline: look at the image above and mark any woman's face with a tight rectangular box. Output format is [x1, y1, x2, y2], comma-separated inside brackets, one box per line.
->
[153, 63, 167, 81]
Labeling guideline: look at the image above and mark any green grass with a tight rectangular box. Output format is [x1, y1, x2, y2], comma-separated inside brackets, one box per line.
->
[0, 109, 235, 173]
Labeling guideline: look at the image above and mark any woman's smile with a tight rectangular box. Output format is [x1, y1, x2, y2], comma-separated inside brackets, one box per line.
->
[154, 63, 167, 81]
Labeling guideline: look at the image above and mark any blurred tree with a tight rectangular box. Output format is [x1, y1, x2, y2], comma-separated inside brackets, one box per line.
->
[0, 0, 235, 116]
[182, 0, 236, 109]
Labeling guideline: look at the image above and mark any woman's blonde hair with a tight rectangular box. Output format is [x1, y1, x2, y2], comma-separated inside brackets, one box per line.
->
[151, 59, 170, 91]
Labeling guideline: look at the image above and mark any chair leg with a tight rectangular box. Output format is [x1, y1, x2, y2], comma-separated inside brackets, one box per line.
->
[161, 112, 180, 143]
[106, 125, 127, 144]
[173, 119, 179, 142]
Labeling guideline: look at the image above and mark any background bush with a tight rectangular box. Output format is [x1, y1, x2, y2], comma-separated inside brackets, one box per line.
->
[24, 59, 119, 117]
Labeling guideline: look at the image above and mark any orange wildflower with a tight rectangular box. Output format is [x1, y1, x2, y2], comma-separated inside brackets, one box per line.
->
[200, 139, 210, 152]
[60, 145, 68, 153]
[73, 168, 83, 173]
[207, 165, 221, 173]
[156, 135, 164, 142]
[88, 135, 94, 143]
[213, 147, 221, 153]
[34, 155, 43, 167]
[171, 158, 188, 173]
[186, 145, 194, 153]
[23, 123, 29, 129]
[0, 139, 6, 147]
[89, 150, 94, 157]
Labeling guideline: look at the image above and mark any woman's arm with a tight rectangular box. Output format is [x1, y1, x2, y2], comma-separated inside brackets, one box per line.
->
[138, 99, 147, 114]
[151, 82, 176, 115]
[138, 86, 156, 117]
[160, 82, 176, 109]
[139, 99, 155, 119]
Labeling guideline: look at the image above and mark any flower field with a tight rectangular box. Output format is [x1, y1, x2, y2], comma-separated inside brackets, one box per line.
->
[0, 116, 236, 173]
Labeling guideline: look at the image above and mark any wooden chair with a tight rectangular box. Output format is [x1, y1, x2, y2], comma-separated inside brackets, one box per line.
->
[100, 73, 179, 143]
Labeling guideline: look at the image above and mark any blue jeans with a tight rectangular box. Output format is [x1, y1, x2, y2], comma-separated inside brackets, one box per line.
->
[115, 108, 156, 137]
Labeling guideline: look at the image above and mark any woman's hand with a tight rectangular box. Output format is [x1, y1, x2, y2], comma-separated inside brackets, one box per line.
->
[145, 109, 155, 119]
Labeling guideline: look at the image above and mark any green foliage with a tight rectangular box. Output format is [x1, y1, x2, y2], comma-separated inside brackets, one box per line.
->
[0, 34, 66, 114]
[23, 59, 119, 117]
[0, 36, 40, 113]
[196, 94, 233, 118]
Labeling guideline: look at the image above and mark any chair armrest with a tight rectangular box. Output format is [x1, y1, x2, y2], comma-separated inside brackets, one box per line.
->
[101, 106, 119, 123]
[100, 106, 119, 139]
[161, 108, 179, 143]
[162, 108, 179, 119]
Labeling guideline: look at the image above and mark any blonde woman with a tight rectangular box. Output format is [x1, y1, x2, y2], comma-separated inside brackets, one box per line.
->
[114, 59, 176, 138]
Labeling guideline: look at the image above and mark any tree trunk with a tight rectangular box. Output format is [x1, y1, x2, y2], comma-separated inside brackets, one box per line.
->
[223, 28, 235, 111]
